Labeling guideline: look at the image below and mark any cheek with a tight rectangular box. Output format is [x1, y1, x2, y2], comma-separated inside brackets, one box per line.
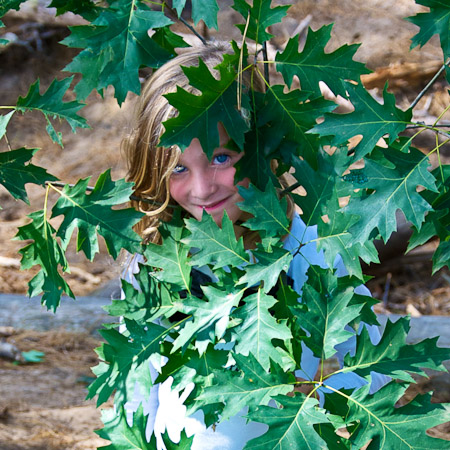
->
[169, 179, 184, 204]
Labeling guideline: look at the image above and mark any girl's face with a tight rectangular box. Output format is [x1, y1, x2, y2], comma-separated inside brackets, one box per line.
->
[169, 125, 249, 226]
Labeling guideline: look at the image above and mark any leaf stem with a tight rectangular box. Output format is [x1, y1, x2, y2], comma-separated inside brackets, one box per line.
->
[409, 58, 450, 110]
[237, 11, 251, 111]
[3, 131, 12, 151]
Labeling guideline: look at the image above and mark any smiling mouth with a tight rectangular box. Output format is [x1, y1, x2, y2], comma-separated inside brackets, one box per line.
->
[201, 198, 228, 212]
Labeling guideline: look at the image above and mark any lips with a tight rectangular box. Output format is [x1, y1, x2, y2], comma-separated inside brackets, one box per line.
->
[201, 197, 229, 212]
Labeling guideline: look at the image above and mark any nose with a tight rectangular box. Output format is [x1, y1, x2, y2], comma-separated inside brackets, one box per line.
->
[190, 168, 217, 201]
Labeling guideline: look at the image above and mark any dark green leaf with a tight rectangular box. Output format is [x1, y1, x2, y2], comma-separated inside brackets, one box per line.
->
[144, 219, 191, 292]
[311, 84, 412, 160]
[161, 429, 194, 450]
[293, 267, 363, 359]
[245, 394, 330, 449]
[238, 181, 290, 237]
[105, 265, 177, 323]
[0, 148, 58, 204]
[407, 1, 450, 61]
[232, 288, 293, 370]
[62, 1, 174, 104]
[51, 170, 143, 260]
[49, 0, 100, 21]
[289, 149, 379, 278]
[192, 0, 219, 29]
[160, 57, 250, 159]
[196, 353, 294, 421]
[339, 382, 450, 449]
[88, 320, 166, 406]
[256, 85, 335, 166]
[15, 210, 74, 311]
[151, 26, 189, 55]
[96, 405, 151, 449]
[238, 244, 292, 293]
[171, 285, 243, 352]
[16, 77, 88, 146]
[343, 317, 449, 382]
[343, 142, 437, 243]
[232, 0, 289, 43]
[183, 212, 249, 269]
[276, 25, 370, 97]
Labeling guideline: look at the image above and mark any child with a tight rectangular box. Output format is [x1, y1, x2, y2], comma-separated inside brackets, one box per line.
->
[122, 42, 387, 449]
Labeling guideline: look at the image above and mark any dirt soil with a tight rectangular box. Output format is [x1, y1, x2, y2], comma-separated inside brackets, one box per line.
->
[0, 0, 449, 448]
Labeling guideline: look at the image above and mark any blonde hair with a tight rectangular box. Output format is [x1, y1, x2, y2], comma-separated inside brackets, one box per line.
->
[123, 42, 293, 244]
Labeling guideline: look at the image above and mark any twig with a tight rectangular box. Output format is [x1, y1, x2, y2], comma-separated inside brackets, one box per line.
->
[262, 41, 270, 89]
[45, 181, 180, 208]
[409, 58, 450, 110]
[162, 2, 207, 46]
[406, 123, 450, 139]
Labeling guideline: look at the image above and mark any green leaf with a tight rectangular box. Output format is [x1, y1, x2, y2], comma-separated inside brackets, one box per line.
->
[49, 0, 100, 21]
[171, 285, 243, 352]
[433, 239, 450, 273]
[276, 24, 370, 97]
[311, 84, 412, 160]
[343, 142, 437, 243]
[407, 164, 450, 273]
[106, 265, 177, 323]
[196, 353, 294, 421]
[160, 429, 194, 450]
[160, 57, 250, 159]
[96, 405, 151, 449]
[15, 210, 74, 311]
[407, 1, 450, 61]
[338, 382, 450, 449]
[245, 394, 330, 449]
[238, 181, 290, 237]
[183, 212, 249, 269]
[293, 267, 363, 359]
[238, 244, 292, 293]
[62, 1, 174, 104]
[192, 0, 219, 29]
[232, 288, 293, 370]
[0, 148, 58, 204]
[51, 170, 143, 260]
[88, 320, 166, 406]
[144, 218, 191, 292]
[0, 110, 14, 139]
[151, 26, 189, 55]
[232, 0, 289, 43]
[343, 317, 449, 383]
[158, 345, 228, 426]
[256, 85, 335, 167]
[16, 77, 89, 146]
[288, 150, 379, 279]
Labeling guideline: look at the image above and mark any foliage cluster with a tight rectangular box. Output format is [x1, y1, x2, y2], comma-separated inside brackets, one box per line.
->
[1, 0, 450, 448]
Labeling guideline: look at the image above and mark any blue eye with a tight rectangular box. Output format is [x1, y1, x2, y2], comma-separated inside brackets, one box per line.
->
[173, 165, 187, 174]
[213, 154, 230, 165]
